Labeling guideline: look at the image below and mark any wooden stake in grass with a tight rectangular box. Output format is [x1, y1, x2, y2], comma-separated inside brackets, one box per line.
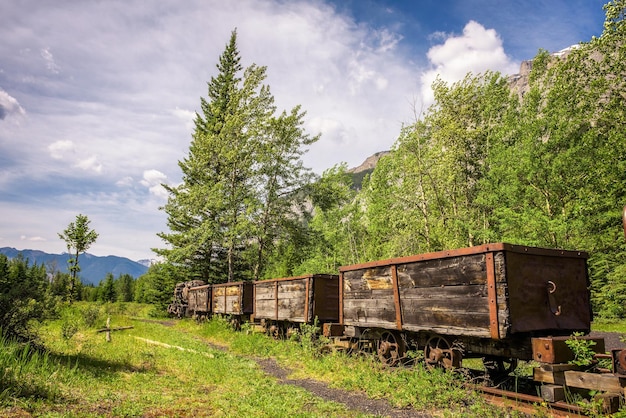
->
[96, 316, 133, 343]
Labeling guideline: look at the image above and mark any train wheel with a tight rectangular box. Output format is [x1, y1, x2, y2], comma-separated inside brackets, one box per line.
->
[424, 335, 462, 369]
[377, 332, 405, 366]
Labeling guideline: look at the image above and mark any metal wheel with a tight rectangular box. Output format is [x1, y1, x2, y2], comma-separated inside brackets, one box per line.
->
[377, 332, 405, 366]
[424, 335, 462, 369]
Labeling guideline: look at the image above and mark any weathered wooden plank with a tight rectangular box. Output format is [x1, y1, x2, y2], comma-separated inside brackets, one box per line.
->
[402, 310, 490, 330]
[396, 254, 489, 287]
[564, 371, 626, 393]
[343, 304, 397, 325]
[540, 384, 566, 402]
[533, 368, 567, 385]
[399, 284, 487, 298]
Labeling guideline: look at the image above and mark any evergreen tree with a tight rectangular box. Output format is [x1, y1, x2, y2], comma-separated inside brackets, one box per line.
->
[0, 254, 51, 341]
[157, 29, 317, 282]
[115, 274, 135, 302]
[99, 273, 116, 303]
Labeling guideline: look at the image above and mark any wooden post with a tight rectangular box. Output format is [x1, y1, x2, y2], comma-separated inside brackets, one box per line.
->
[106, 316, 111, 342]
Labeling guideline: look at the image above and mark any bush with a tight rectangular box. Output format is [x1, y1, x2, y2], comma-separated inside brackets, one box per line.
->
[0, 254, 50, 342]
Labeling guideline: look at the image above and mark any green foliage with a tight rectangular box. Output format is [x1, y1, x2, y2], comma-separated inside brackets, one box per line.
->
[58, 214, 98, 303]
[60, 320, 79, 340]
[134, 262, 181, 312]
[81, 304, 101, 328]
[157, 30, 318, 283]
[565, 332, 597, 367]
[0, 254, 53, 342]
[147, 2, 626, 319]
[0, 335, 66, 403]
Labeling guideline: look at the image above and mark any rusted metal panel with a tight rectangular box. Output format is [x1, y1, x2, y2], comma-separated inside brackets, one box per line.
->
[339, 272, 344, 325]
[532, 336, 605, 363]
[252, 274, 339, 323]
[506, 251, 590, 334]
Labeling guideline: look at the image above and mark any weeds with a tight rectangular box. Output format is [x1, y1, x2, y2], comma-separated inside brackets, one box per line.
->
[565, 331, 597, 367]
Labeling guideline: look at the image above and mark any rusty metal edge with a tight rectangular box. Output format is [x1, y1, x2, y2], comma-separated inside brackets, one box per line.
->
[339, 272, 344, 325]
[212, 280, 249, 288]
[486, 252, 500, 340]
[252, 273, 339, 284]
[391, 265, 402, 331]
[304, 277, 311, 323]
[188, 284, 211, 290]
[274, 281, 279, 321]
[339, 243, 588, 272]
[472, 384, 585, 415]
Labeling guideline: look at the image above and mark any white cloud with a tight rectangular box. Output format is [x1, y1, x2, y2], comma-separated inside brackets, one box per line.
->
[21, 235, 46, 242]
[141, 169, 168, 199]
[0, 1, 534, 260]
[48, 140, 75, 159]
[75, 155, 103, 173]
[420, 20, 519, 105]
[116, 176, 134, 187]
[0, 89, 26, 121]
[40, 48, 60, 74]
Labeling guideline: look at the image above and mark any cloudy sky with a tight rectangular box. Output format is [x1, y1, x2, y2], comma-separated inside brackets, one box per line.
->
[0, 0, 608, 261]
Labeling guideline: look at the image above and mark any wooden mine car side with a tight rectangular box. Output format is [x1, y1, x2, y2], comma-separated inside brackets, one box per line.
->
[338, 243, 590, 362]
[253, 274, 339, 326]
[187, 284, 212, 319]
[211, 281, 254, 317]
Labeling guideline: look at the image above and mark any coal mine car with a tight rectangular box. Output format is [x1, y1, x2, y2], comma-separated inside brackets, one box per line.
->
[167, 240, 626, 406]
[331, 243, 594, 370]
[167, 280, 206, 318]
[211, 281, 254, 326]
[253, 274, 340, 336]
[187, 284, 212, 320]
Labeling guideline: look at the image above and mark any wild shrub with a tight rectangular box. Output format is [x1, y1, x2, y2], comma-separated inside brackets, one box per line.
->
[0, 254, 50, 342]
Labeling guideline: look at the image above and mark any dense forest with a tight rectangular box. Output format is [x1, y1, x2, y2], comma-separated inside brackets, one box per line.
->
[151, 2, 626, 319]
[2, 2, 625, 345]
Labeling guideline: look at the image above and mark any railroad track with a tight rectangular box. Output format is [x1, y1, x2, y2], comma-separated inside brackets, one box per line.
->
[473, 384, 588, 417]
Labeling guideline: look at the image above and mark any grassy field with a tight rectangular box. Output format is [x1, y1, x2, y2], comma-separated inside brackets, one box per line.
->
[1, 302, 624, 417]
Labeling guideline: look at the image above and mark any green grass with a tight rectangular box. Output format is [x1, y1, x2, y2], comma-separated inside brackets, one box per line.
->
[592, 318, 626, 334]
[6, 304, 625, 417]
[2, 303, 361, 417]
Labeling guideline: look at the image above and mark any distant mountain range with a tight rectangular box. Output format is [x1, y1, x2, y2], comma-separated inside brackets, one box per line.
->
[0, 247, 149, 286]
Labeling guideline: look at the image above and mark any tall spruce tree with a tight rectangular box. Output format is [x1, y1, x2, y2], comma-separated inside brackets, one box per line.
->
[157, 30, 318, 282]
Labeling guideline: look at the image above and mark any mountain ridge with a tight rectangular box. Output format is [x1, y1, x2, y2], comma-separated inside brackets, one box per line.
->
[0, 247, 148, 285]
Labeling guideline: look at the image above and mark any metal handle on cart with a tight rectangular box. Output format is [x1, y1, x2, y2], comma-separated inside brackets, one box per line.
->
[547, 280, 562, 316]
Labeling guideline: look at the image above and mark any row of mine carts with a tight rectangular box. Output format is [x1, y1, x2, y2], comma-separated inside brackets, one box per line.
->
[168, 242, 626, 408]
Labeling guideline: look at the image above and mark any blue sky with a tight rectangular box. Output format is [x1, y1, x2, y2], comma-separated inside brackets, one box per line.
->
[0, 0, 609, 261]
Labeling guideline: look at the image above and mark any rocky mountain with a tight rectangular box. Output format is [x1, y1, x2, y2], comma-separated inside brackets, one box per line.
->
[508, 45, 580, 99]
[348, 47, 578, 181]
[0, 247, 149, 286]
[349, 151, 390, 189]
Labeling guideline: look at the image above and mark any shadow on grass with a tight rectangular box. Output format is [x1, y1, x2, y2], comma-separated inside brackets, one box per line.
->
[47, 350, 148, 378]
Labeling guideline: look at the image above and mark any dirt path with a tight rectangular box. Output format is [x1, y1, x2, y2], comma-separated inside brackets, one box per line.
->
[255, 357, 430, 418]
[195, 338, 430, 417]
